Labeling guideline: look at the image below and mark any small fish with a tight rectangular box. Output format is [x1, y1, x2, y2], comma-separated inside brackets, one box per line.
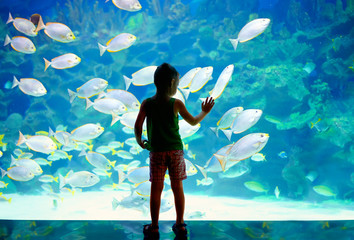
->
[59, 170, 100, 188]
[229, 18, 270, 51]
[36, 17, 75, 43]
[4, 35, 36, 54]
[70, 123, 104, 141]
[196, 177, 214, 186]
[44, 53, 81, 71]
[0, 181, 8, 188]
[17, 131, 57, 154]
[123, 66, 157, 90]
[310, 118, 329, 132]
[251, 153, 266, 162]
[313, 185, 336, 197]
[11, 76, 47, 97]
[107, 0, 142, 12]
[108, 141, 125, 149]
[115, 150, 134, 159]
[303, 62, 316, 74]
[278, 151, 287, 158]
[95, 145, 114, 154]
[48, 150, 72, 161]
[274, 186, 280, 199]
[68, 78, 108, 103]
[1, 166, 35, 181]
[6, 12, 37, 37]
[244, 181, 268, 193]
[38, 175, 58, 183]
[0, 151, 2, 158]
[98, 33, 136, 56]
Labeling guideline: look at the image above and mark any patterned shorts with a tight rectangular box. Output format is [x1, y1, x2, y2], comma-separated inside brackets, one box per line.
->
[149, 150, 187, 182]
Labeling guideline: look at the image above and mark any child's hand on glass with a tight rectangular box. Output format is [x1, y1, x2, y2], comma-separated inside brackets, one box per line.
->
[202, 97, 215, 113]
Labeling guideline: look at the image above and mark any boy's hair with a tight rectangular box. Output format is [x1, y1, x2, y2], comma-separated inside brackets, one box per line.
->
[154, 63, 178, 90]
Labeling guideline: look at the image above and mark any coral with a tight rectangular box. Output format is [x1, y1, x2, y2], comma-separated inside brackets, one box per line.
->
[267, 109, 317, 130]
[308, 79, 331, 112]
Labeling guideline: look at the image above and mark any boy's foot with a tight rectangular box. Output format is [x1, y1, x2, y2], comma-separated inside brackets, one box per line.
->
[172, 223, 187, 236]
[143, 224, 159, 239]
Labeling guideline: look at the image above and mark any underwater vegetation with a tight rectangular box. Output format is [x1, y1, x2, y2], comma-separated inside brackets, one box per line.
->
[0, 0, 353, 223]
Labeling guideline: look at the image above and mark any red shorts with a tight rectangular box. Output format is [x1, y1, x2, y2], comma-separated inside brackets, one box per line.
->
[149, 150, 187, 182]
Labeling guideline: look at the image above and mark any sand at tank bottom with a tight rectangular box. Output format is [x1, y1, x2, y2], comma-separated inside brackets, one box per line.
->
[0, 191, 353, 221]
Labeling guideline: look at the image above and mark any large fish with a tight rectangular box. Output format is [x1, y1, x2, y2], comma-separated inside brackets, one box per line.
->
[12, 76, 46, 97]
[68, 78, 108, 103]
[210, 106, 243, 137]
[229, 18, 270, 51]
[17, 131, 57, 154]
[6, 12, 37, 37]
[215, 133, 269, 162]
[123, 66, 157, 90]
[98, 33, 136, 56]
[4, 35, 35, 54]
[36, 17, 75, 43]
[59, 170, 100, 188]
[222, 109, 263, 140]
[106, 0, 142, 12]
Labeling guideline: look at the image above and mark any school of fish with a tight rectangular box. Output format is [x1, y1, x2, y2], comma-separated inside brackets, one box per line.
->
[5, 2, 331, 213]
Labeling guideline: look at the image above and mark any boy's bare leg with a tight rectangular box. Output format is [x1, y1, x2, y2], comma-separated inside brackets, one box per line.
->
[150, 181, 164, 229]
[171, 180, 185, 227]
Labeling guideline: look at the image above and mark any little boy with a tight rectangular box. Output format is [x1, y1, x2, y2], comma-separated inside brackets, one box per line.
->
[135, 63, 214, 238]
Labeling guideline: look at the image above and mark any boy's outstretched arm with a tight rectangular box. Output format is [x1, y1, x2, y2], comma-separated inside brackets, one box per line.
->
[175, 97, 214, 126]
[134, 100, 147, 149]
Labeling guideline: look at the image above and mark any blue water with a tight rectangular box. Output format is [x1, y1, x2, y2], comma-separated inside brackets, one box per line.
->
[0, 0, 353, 238]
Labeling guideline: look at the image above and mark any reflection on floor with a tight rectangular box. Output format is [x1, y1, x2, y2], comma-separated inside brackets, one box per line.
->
[0, 220, 353, 239]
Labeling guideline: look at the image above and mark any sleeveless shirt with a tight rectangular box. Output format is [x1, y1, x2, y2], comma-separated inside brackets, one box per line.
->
[145, 97, 183, 152]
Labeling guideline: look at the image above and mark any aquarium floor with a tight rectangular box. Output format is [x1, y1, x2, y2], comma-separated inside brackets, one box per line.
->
[0, 220, 354, 239]
[0, 191, 353, 221]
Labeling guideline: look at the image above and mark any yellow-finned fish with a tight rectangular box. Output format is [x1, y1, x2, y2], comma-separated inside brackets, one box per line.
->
[70, 123, 104, 142]
[123, 66, 157, 90]
[229, 18, 270, 51]
[6, 12, 37, 37]
[101, 89, 140, 112]
[17, 131, 57, 154]
[201, 64, 234, 101]
[11, 76, 46, 97]
[1, 166, 35, 182]
[68, 78, 108, 103]
[36, 17, 75, 43]
[215, 133, 269, 162]
[106, 0, 142, 12]
[4, 35, 36, 54]
[43, 53, 81, 71]
[98, 33, 136, 56]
